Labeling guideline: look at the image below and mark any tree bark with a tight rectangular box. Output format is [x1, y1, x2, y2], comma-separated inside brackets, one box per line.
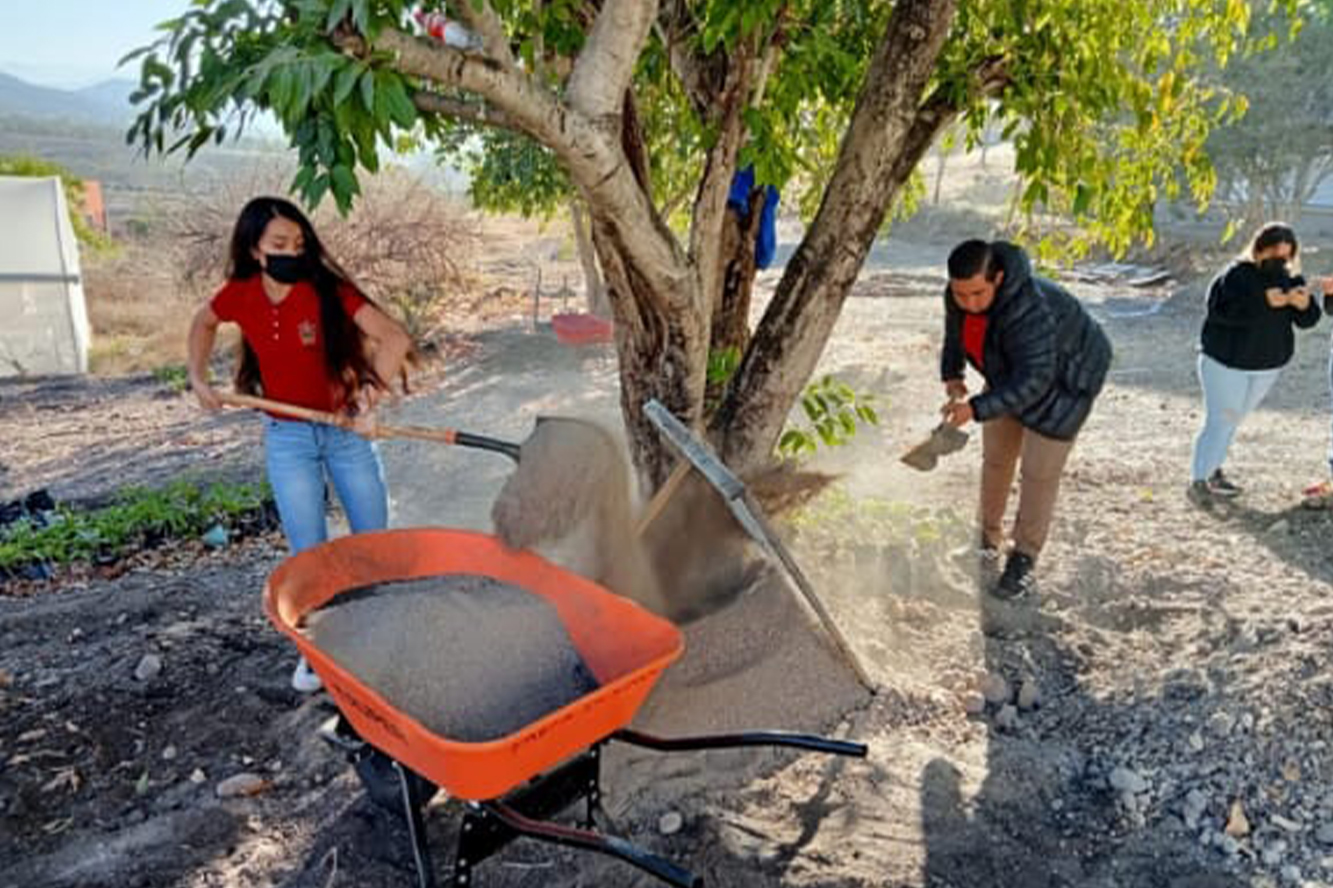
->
[571, 200, 609, 317]
[710, 0, 960, 474]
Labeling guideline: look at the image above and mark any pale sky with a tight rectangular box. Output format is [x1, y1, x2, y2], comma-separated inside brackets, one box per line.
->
[0, 0, 188, 87]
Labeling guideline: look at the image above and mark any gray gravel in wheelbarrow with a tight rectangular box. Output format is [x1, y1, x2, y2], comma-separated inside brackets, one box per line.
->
[303, 574, 600, 743]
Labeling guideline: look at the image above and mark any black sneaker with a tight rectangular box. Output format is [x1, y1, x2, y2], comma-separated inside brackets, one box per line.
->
[1186, 479, 1213, 507]
[992, 551, 1035, 600]
[1208, 469, 1242, 498]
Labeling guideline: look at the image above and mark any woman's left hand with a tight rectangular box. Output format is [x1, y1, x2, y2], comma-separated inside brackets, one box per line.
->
[348, 387, 382, 437]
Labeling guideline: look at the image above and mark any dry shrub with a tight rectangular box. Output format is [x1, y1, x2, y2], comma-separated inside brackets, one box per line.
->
[82, 241, 196, 374]
[80, 165, 478, 375]
[168, 166, 478, 345]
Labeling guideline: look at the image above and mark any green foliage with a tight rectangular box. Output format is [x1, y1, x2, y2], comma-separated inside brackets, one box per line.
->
[437, 128, 571, 219]
[152, 364, 191, 393]
[0, 481, 274, 573]
[777, 375, 880, 460]
[786, 487, 972, 553]
[706, 345, 742, 387]
[125, 0, 1269, 257]
[1204, 0, 1333, 223]
[0, 155, 113, 252]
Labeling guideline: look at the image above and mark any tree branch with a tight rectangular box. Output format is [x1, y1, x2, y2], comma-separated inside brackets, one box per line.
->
[413, 92, 517, 131]
[567, 0, 660, 119]
[654, 0, 718, 118]
[710, 0, 960, 472]
[689, 39, 754, 315]
[449, 0, 515, 68]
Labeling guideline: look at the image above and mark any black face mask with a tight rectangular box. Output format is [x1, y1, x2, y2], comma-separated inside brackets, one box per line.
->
[1258, 257, 1288, 279]
[263, 253, 311, 284]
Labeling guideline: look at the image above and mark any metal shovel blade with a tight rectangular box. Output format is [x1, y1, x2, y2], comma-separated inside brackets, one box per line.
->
[900, 423, 969, 472]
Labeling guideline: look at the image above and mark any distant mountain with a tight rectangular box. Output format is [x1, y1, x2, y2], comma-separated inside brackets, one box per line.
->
[0, 71, 136, 126]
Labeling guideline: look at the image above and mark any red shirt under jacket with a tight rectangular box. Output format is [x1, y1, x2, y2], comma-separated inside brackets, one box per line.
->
[961, 312, 988, 371]
[210, 276, 367, 414]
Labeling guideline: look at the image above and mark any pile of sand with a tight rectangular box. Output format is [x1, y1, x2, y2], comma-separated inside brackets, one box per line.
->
[488, 413, 870, 745]
[303, 575, 599, 742]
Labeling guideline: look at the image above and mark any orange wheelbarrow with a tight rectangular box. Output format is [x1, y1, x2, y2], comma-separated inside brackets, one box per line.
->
[265, 528, 866, 888]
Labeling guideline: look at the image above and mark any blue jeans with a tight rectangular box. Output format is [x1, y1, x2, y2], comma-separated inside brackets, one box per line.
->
[1191, 354, 1282, 482]
[263, 417, 389, 553]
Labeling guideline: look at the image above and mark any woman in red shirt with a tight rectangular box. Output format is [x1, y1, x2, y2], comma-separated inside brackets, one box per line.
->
[186, 197, 412, 691]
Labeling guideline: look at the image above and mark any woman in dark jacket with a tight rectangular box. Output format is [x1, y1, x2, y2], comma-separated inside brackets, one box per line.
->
[1190, 222, 1319, 503]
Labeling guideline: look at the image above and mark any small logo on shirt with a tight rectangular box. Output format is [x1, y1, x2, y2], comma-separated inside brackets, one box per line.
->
[298, 320, 318, 347]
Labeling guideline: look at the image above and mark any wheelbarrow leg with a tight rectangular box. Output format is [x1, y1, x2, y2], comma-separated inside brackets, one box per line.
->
[395, 760, 437, 888]
[480, 800, 702, 888]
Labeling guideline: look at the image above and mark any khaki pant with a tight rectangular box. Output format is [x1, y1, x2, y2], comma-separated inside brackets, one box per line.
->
[980, 415, 1075, 559]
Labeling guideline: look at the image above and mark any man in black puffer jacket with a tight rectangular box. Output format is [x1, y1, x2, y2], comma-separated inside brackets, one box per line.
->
[939, 240, 1112, 598]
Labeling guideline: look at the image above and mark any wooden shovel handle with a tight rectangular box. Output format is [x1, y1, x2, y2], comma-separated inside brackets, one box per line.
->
[216, 392, 521, 460]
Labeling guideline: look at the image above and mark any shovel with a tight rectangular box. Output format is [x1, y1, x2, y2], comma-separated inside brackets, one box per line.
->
[900, 422, 969, 472]
[217, 392, 523, 461]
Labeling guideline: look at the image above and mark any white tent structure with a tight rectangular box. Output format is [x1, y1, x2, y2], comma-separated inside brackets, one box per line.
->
[0, 176, 91, 376]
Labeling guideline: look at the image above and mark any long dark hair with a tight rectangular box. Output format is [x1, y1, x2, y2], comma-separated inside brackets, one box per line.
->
[227, 197, 383, 400]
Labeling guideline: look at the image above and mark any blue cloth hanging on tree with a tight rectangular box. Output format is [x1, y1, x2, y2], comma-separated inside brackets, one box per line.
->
[727, 166, 780, 270]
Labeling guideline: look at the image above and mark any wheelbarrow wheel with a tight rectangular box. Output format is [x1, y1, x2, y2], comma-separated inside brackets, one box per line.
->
[353, 748, 437, 816]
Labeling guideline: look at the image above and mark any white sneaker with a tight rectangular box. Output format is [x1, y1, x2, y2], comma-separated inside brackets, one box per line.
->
[291, 657, 323, 693]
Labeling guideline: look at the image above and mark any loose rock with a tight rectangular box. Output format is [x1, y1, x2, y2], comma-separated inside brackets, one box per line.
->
[658, 812, 684, 836]
[994, 704, 1020, 732]
[1017, 681, 1041, 711]
[1109, 766, 1148, 795]
[134, 654, 163, 682]
[216, 773, 269, 798]
[980, 673, 1011, 706]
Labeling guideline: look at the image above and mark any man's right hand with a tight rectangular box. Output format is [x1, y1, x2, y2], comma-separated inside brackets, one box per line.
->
[944, 379, 968, 401]
[192, 380, 223, 412]
[1265, 287, 1290, 309]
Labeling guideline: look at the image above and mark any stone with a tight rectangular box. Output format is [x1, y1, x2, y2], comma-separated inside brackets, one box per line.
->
[161, 745, 177, 762]
[133, 654, 163, 682]
[994, 704, 1020, 732]
[1182, 789, 1209, 829]
[1271, 814, 1303, 833]
[1109, 766, 1148, 795]
[960, 691, 987, 716]
[1225, 800, 1251, 837]
[1267, 519, 1290, 536]
[1315, 823, 1333, 846]
[201, 524, 229, 549]
[658, 812, 684, 836]
[1279, 865, 1301, 884]
[980, 673, 1011, 706]
[1187, 731, 1204, 753]
[1261, 839, 1288, 866]
[190, 768, 207, 784]
[1017, 681, 1042, 711]
[216, 773, 269, 798]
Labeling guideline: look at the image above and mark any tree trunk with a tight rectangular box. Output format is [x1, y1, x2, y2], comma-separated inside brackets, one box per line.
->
[710, 0, 959, 474]
[591, 215, 707, 489]
[571, 200, 609, 317]
[705, 188, 765, 409]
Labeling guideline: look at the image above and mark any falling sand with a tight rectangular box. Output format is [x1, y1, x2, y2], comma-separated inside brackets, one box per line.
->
[487, 414, 868, 742]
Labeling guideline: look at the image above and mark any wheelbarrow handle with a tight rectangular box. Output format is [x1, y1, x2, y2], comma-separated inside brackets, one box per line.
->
[612, 728, 868, 759]
[216, 392, 521, 461]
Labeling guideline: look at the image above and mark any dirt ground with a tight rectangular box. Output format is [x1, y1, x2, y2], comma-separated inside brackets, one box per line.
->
[7, 221, 1333, 888]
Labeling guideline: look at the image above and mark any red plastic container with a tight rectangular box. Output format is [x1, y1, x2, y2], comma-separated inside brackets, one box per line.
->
[551, 312, 614, 345]
[264, 529, 683, 800]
